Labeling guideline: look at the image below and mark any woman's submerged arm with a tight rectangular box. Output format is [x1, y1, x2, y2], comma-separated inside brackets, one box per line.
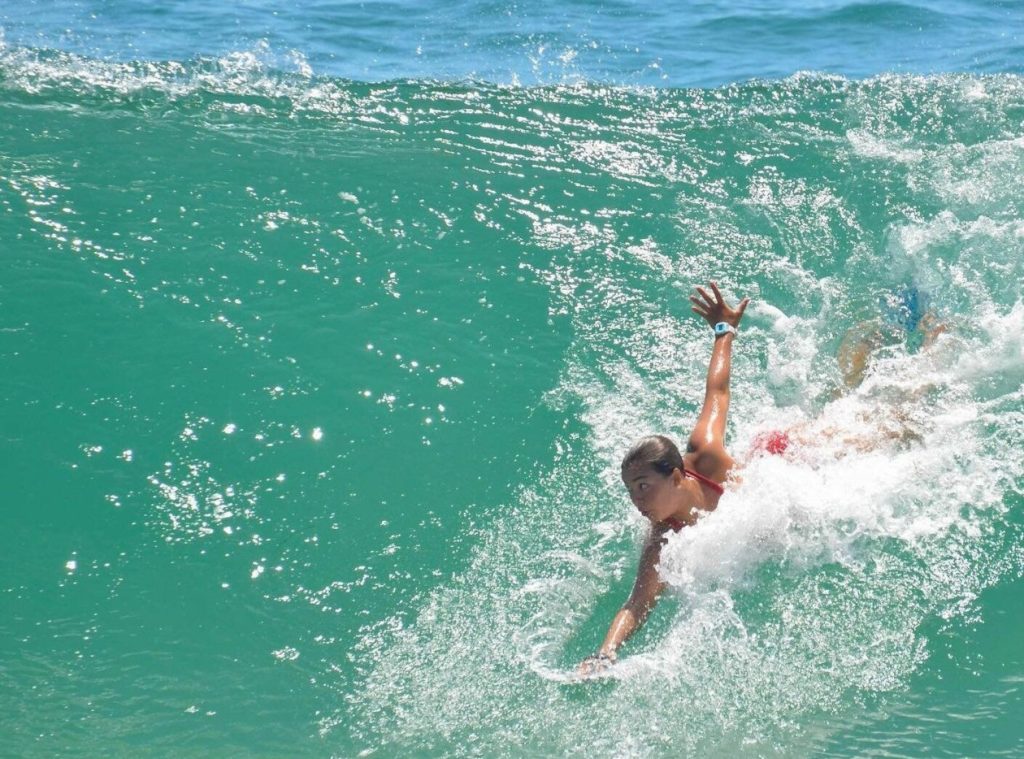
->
[578, 527, 667, 675]
[687, 282, 749, 456]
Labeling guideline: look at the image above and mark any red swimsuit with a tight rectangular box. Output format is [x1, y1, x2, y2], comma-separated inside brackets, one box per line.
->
[751, 430, 791, 456]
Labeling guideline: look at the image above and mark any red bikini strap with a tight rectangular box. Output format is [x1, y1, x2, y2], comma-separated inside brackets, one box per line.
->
[683, 468, 725, 495]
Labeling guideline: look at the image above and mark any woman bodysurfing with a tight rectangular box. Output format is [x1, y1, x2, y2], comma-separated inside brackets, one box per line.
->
[577, 281, 746, 676]
[578, 280, 943, 677]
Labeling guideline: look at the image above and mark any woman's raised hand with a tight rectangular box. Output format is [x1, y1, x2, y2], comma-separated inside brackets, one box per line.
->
[689, 281, 749, 329]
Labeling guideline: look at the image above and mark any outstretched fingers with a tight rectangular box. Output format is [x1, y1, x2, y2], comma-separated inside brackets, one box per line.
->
[691, 282, 750, 326]
[694, 286, 715, 307]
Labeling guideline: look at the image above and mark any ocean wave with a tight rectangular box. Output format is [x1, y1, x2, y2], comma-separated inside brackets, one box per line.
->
[4, 44, 1024, 755]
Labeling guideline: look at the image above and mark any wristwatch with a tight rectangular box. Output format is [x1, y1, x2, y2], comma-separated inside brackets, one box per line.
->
[714, 322, 738, 337]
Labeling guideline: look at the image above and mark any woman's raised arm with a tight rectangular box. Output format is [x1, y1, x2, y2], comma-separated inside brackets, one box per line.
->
[687, 282, 749, 458]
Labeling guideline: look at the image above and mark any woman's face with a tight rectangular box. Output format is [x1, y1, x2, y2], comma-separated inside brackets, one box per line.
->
[621, 463, 683, 523]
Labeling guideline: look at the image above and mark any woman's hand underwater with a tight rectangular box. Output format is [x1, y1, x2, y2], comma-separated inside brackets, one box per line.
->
[689, 281, 749, 330]
[577, 652, 615, 678]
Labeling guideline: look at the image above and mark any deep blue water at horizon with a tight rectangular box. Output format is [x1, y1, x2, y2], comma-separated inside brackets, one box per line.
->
[2, 0, 1023, 87]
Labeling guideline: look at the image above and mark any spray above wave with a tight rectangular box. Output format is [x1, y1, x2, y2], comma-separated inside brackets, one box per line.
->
[0, 39, 354, 116]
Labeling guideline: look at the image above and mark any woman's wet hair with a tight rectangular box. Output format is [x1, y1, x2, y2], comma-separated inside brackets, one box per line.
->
[621, 435, 684, 477]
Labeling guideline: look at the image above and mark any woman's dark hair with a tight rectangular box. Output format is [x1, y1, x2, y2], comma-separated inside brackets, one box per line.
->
[621, 435, 684, 477]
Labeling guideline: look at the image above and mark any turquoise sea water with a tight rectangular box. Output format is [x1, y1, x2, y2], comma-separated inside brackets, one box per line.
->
[2, 3, 1024, 757]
